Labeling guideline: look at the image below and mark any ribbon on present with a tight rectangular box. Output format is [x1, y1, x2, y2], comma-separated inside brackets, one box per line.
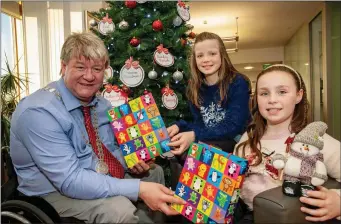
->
[156, 44, 169, 54]
[125, 57, 140, 69]
[104, 84, 120, 93]
[178, 0, 186, 8]
[102, 13, 112, 23]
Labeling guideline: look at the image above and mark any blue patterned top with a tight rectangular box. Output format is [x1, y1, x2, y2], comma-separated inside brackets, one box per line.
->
[175, 74, 250, 142]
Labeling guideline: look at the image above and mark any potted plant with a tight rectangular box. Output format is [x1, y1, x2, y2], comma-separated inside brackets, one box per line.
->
[1, 54, 27, 184]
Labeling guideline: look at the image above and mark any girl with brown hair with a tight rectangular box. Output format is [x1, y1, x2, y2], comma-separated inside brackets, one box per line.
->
[234, 64, 340, 223]
[167, 32, 251, 154]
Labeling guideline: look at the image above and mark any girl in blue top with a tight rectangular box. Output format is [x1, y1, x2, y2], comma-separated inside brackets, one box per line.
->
[167, 32, 251, 154]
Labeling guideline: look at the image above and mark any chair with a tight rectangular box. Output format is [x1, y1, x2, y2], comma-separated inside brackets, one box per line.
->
[253, 178, 341, 223]
[1, 149, 83, 223]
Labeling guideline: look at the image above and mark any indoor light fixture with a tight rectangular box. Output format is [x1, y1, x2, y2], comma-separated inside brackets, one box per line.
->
[225, 17, 239, 53]
[244, 66, 254, 70]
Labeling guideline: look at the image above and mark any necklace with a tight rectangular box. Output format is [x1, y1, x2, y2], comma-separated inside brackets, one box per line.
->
[43, 85, 109, 175]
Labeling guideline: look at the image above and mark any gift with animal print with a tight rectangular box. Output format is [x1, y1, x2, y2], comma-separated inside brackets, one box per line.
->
[107, 93, 171, 168]
[171, 142, 248, 223]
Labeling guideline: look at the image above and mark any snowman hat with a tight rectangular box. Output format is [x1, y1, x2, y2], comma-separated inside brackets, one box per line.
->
[293, 121, 328, 150]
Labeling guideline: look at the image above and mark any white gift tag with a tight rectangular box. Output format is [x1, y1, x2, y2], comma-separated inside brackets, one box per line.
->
[177, 3, 190, 21]
[98, 21, 115, 35]
[162, 92, 178, 110]
[119, 65, 144, 87]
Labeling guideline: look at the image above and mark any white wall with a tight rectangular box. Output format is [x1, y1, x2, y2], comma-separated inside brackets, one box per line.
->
[229, 47, 284, 64]
[22, 1, 104, 92]
[284, 24, 311, 103]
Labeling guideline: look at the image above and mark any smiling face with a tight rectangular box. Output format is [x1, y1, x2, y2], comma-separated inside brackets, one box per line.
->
[61, 56, 105, 103]
[257, 71, 303, 126]
[194, 39, 222, 83]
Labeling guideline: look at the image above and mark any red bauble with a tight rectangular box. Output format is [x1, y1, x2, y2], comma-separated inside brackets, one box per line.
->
[188, 32, 196, 39]
[152, 20, 163, 31]
[180, 38, 187, 46]
[125, 1, 137, 9]
[143, 89, 149, 95]
[130, 37, 140, 47]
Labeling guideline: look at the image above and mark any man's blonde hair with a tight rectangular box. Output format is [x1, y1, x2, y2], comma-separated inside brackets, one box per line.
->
[60, 32, 109, 70]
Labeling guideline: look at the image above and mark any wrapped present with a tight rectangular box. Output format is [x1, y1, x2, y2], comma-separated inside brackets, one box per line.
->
[107, 93, 171, 168]
[171, 142, 248, 223]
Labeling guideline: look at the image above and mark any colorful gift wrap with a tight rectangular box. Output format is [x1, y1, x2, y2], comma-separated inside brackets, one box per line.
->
[107, 93, 171, 168]
[171, 143, 248, 224]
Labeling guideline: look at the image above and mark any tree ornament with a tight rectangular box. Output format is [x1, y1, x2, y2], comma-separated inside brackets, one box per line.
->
[173, 16, 182, 27]
[153, 44, 174, 67]
[162, 71, 169, 77]
[102, 84, 128, 107]
[172, 70, 183, 82]
[118, 20, 129, 30]
[161, 87, 178, 110]
[121, 85, 131, 95]
[130, 37, 140, 47]
[89, 19, 97, 27]
[177, 1, 190, 21]
[120, 57, 145, 87]
[152, 20, 163, 31]
[98, 13, 115, 35]
[161, 86, 169, 95]
[125, 0, 137, 8]
[188, 32, 196, 39]
[180, 38, 187, 46]
[103, 66, 114, 84]
[148, 69, 158, 80]
[143, 89, 149, 95]
[136, 0, 147, 3]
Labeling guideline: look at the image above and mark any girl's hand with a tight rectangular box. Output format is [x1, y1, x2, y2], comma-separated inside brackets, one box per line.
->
[167, 125, 180, 138]
[299, 186, 341, 222]
[167, 131, 195, 155]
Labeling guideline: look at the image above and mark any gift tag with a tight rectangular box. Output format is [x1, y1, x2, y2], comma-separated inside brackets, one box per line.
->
[177, 1, 190, 22]
[98, 13, 115, 35]
[102, 84, 128, 107]
[153, 44, 174, 67]
[162, 92, 178, 110]
[119, 57, 145, 87]
[103, 66, 113, 84]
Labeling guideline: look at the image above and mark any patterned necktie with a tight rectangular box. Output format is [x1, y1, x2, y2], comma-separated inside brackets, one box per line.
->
[82, 106, 124, 178]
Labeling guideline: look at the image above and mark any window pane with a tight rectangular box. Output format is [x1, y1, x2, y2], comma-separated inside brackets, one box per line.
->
[1, 13, 15, 76]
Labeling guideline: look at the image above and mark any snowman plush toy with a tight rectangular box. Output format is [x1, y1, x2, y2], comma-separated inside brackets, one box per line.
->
[273, 121, 328, 197]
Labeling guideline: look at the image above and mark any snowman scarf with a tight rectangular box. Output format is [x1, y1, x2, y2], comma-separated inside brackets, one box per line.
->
[289, 150, 324, 184]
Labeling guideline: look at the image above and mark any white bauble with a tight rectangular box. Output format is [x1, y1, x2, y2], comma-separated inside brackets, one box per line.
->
[148, 70, 158, 80]
[172, 70, 183, 81]
[118, 20, 129, 30]
[89, 19, 97, 27]
[173, 16, 182, 27]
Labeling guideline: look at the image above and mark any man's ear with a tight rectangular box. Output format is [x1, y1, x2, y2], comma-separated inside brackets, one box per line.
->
[296, 89, 303, 104]
[60, 60, 67, 76]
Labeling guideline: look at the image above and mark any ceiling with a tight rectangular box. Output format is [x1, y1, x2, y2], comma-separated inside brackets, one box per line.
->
[187, 1, 323, 50]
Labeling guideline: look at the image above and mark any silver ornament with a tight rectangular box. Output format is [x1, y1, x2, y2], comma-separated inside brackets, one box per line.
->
[148, 70, 158, 80]
[162, 71, 169, 77]
[173, 70, 183, 82]
[185, 24, 194, 30]
[118, 20, 129, 30]
[173, 16, 182, 27]
[89, 19, 97, 27]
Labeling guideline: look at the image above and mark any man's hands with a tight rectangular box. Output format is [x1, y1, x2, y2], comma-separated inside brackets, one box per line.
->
[139, 181, 186, 215]
[167, 131, 195, 155]
[300, 186, 341, 222]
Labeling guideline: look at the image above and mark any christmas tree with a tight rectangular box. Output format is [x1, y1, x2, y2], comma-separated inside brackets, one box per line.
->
[90, 0, 194, 126]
